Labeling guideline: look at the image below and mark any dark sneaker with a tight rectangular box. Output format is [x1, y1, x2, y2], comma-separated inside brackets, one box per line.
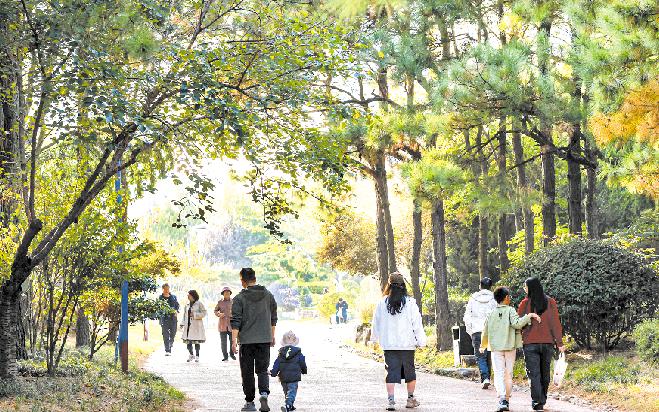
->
[230, 353, 237, 360]
[221, 357, 228, 362]
[482, 379, 490, 389]
[259, 394, 270, 412]
[533, 404, 544, 411]
[241, 402, 257, 412]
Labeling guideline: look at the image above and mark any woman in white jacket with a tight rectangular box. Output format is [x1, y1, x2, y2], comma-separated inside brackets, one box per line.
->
[179, 290, 207, 362]
[371, 273, 427, 411]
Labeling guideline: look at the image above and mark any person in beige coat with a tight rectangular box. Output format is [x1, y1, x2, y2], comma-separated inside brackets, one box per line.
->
[180, 290, 207, 362]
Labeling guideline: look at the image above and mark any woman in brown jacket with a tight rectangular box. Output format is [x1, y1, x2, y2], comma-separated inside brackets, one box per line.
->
[518, 277, 565, 412]
[215, 286, 235, 361]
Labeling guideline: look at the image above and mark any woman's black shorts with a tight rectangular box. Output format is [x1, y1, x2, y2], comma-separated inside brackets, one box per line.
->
[384, 350, 416, 383]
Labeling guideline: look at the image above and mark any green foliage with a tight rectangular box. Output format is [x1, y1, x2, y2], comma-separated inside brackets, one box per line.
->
[569, 356, 641, 392]
[317, 209, 377, 277]
[505, 238, 658, 350]
[633, 319, 659, 365]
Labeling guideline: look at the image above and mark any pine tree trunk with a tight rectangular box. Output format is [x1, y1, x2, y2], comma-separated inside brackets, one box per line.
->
[475, 127, 489, 278]
[567, 137, 583, 235]
[585, 156, 598, 239]
[497, 117, 509, 275]
[538, 18, 556, 245]
[410, 200, 423, 315]
[76, 307, 90, 348]
[431, 199, 452, 351]
[512, 121, 534, 254]
[374, 170, 389, 291]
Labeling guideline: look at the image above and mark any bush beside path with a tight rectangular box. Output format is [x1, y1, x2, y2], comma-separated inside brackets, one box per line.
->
[145, 321, 591, 411]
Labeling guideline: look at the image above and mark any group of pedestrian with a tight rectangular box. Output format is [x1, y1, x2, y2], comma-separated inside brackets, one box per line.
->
[158, 268, 305, 412]
[335, 297, 349, 323]
[464, 276, 564, 412]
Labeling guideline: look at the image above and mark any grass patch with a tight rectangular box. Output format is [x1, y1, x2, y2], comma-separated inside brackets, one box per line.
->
[569, 356, 641, 392]
[0, 322, 187, 412]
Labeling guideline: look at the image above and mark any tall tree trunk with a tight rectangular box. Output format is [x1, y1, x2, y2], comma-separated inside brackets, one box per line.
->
[431, 199, 452, 350]
[375, 175, 389, 291]
[497, 117, 509, 276]
[0, 290, 20, 378]
[512, 120, 535, 254]
[15, 295, 27, 360]
[410, 200, 423, 315]
[475, 127, 489, 278]
[568, 78, 584, 235]
[76, 307, 91, 348]
[584, 138, 598, 239]
[538, 19, 556, 245]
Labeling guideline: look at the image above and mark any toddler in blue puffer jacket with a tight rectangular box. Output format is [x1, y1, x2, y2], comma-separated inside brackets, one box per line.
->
[270, 331, 307, 412]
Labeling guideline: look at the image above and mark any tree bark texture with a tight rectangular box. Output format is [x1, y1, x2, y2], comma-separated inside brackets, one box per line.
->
[410, 201, 423, 315]
[431, 199, 452, 351]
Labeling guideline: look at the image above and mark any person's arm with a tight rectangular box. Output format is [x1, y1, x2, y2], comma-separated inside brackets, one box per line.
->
[410, 300, 427, 347]
[510, 308, 535, 330]
[270, 293, 278, 346]
[194, 302, 207, 319]
[230, 298, 243, 353]
[214, 302, 222, 317]
[463, 298, 473, 335]
[480, 315, 489, 351]
[370, 302, 381, 343]
[550, 299, 565, 351]
[299, 353, 308, 374]
[270, 357, 281, 377]
[172, 295, 180, 312]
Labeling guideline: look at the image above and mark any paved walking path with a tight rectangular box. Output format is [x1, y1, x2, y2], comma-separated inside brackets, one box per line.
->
[145, 320, 591, 412]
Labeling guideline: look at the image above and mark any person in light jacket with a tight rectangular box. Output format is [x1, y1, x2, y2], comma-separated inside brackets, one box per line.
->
[481, 287, 540, 412]
[463, 276, 497, 388]
[371, 272, 427, 411]
[180, 289, 207, 363]
[215, 286, 235, 361]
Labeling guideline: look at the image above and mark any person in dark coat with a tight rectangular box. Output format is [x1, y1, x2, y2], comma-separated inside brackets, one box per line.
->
[270, 331, 307, 412]
[159, 283, 180, 355]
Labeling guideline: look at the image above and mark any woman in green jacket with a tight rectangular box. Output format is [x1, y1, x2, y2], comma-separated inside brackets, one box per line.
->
[481, 287, 541, 412]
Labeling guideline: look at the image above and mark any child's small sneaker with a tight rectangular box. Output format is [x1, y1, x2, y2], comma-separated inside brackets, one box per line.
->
[280, 406, 293, 412]
[258, 393, 270, 412]
[405, 396, 420, 409]
[386, 399, 396, 411]
[241, 402, 257, 412]
[195, 356, 199, 363]
[482, 379, 490, 389]
[186, 354, 194, 362]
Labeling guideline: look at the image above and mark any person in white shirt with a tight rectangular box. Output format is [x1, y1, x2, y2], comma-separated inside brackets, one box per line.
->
[463, 277, 497, 389]
[371, 272, 427, 411]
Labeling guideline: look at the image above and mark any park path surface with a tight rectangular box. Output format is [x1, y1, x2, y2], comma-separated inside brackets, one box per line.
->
[145, 320, 590, 412]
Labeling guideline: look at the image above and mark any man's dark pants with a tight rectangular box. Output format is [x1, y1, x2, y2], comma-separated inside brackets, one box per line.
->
[471, 332, 491, 382]
[239, 343, 271, 402]
[160, 315, 177, 352]
[220, 331, 231, 359]
[523, 343, 553, 407]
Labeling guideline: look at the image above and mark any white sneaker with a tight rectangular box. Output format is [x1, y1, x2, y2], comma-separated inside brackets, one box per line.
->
[386, 399, 396, 411]
[195, 356, 199, 363]
[187, 354, 194, 362]
[482, 379, 490, 389]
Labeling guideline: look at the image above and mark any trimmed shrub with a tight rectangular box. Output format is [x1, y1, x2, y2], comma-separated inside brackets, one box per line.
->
[505, 238, 658, 350]
[633, 319, 659, 364]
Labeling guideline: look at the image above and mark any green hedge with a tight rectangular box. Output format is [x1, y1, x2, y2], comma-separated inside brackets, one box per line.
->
[633, 319, 659, 364]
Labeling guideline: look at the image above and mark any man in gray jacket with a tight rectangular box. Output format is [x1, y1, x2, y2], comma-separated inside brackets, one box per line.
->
[464, 277, 497, 389]
[231, 268, 278, 412]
